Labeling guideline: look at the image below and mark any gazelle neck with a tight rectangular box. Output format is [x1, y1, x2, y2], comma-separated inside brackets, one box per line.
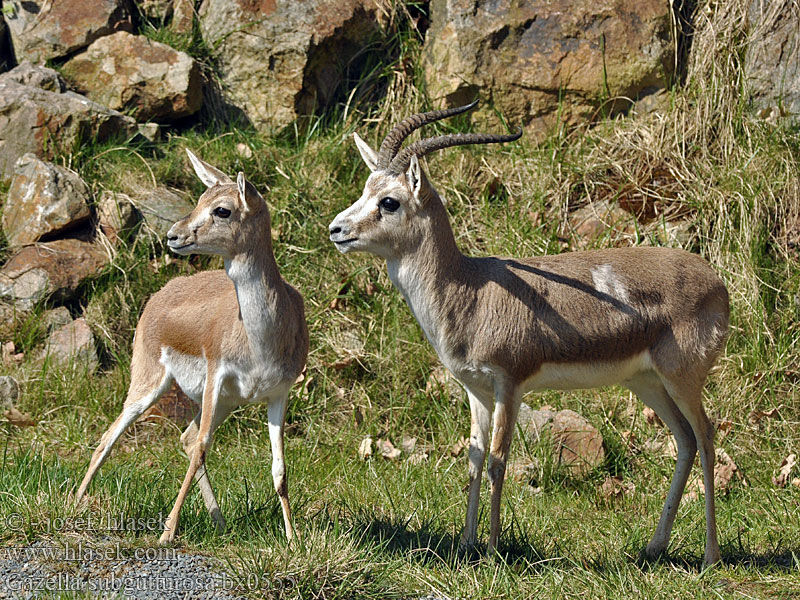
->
[224, 232, 285, 360]
[386, 197, 468, 350]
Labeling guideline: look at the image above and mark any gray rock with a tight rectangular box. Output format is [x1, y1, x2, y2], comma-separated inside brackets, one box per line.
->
[746, 0, 800, 123]
[97, 190, 141, 245]
[42, 306, 73, 332]
[199, 0, 385, 131]
[0, 239, 109, 309]
[2, 154, 92, 248]
[0, 375, 20, 408]
[40, 317, 98, 371]
[171, 0, 195, 33]
[0, 61, 64, 91]
[1, 0, 132, 64]
[0, 302, 27, 339]
[517, 403, 605, 476]
[423, 0, 673, 139]
[62, 31, 203, 122]
[568, 199, 634, 247]
[138, 0, 173, 21]
[0, 77, 138, 180]
[131, 186, 194, 239]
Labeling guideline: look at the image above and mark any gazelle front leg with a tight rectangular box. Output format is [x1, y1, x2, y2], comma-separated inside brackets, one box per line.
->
[181, 407, 234, 534]
[460, 386, 493, 553]
[160, 366, 220, 545]
[486, 379, 522, 554]
[268, 393, 294, 540]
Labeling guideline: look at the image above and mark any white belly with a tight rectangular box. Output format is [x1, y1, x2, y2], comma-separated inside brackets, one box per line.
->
[521, 351, 654, 393]
[160, 347, 292, 405]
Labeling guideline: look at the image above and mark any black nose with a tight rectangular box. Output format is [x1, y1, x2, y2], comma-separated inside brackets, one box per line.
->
[167, 233, 178, 241]
[330, 225, 341, 235]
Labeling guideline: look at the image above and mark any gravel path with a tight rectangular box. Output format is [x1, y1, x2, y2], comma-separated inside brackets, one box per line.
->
[0, 540, 249, 599]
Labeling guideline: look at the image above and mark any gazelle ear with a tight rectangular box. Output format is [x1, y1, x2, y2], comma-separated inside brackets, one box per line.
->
[407, 154, 423, 202]
[236, 172, 253, 214]
[236, 172, 265, 214]
[353, 132, 380, 172]
[186, 149, 232, 188]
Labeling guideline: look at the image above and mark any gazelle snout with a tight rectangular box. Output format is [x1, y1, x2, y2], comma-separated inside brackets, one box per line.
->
[328, 213, 359, 253]
[166, 218, 195, 255]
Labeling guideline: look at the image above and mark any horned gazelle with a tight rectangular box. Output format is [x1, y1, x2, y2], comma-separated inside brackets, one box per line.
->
[329, 102, 729, 565]
[76, 150, 308, 544]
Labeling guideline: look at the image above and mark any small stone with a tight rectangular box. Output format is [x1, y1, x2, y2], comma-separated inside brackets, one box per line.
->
[517, 403, 605, 476]
[0, 302, 28, 340]
[42, 306, 73, 332]
[0, 62, 65, 92]
[137, 122, 161, 142]
[40, 318, 98, 371]
[235, 143, 253, 158]
[568, 200, 633, 247]
[143, 383, 195, 426]
[425, 366, 464, 402]
[0, 376, 20, 408]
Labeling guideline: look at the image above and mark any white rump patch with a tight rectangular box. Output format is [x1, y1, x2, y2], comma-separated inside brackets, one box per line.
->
[591, 264, 630, 303]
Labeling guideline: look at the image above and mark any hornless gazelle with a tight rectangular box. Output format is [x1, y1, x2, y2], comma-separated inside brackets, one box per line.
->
[76, 151, 309, 544]
[329, 102, 730, 566]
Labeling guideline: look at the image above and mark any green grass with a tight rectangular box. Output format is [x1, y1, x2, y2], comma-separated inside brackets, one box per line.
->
[2, 0, 800, 597]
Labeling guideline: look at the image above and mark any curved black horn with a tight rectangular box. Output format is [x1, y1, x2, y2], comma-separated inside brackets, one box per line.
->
[388, 128, 523, 174]
[376, 100, 479, 168]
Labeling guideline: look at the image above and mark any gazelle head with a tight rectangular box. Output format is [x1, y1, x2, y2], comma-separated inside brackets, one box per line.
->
[167, 149, 271, 259]
[328, 101, 521, 259]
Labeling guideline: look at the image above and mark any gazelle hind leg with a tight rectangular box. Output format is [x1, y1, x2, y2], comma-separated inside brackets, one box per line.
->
[268, 394, 294, 540]
[626, 373, 696, 560]
[486, 380, 522, 554]
[76, 370, 173, 503]
[181, 415, 227, 534]
[662, 376, 721, 566]
[460, 387, 492, 552]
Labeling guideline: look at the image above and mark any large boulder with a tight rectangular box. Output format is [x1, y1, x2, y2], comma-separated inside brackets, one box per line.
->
[3, 154, 92, 248]
[0, 239, 109, 310]
[746, 0, 800, 122]
[199, 0, 385, 131]
[62, 31, 203, 123]
[423, 0, 673, 138]
[1, 0, 132, 64]
[0, 67, 138, 180]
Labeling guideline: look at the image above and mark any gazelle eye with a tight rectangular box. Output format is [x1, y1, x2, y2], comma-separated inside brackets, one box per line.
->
[379, 197, 400, 212]
[213, 207, 231, 218]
